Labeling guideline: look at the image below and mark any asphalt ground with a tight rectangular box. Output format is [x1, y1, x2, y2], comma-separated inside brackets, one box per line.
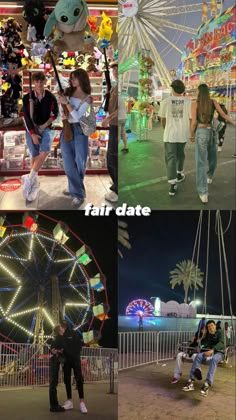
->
[119, 125, 236, 210]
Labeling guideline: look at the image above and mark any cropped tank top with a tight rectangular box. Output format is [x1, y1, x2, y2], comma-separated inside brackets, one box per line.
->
[196, 100, 215, 124]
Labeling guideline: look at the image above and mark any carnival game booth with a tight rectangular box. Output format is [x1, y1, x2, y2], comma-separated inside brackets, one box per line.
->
[0, 0, 118, 176]
[177, 5, 236, 116]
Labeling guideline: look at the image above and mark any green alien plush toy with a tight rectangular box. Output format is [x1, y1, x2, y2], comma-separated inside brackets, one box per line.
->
[44, 0, 89, 39]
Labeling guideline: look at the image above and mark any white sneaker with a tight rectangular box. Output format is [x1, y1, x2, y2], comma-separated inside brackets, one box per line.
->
[79, 402, 88, 414]
[105, 191, 118, 203]
[21, 174, 32, 200]
[27, 177, 39, 202]
[207, 178, 212, 184]
[72, 197, 84, 209]
[63, 400, 73, 410]
[217, 146, 222, 152]
[199, 194, 208, 203]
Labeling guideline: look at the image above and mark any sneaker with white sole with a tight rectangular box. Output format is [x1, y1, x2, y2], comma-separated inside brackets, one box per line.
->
[199, 194, 208, 203]
[63, 400, 73, 410]
[217, 146, 222, 152]
[171, 376, 180, 384]
[200, 382, 210, 396]
[169, 184, 177, 196]
[105, 191, 118, 203]
[182, 379, 194, 391]
[21, 174, 32, 199]
[72, 197, 84, 209]
[207, 178, 212, 184]
[27, 177, 39, 202]
[79, 402, 88, 414]
[177, 173, 185, 183]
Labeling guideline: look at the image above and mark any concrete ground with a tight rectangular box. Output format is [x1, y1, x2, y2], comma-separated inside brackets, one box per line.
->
[119, 359, 235, 420]
[0, 382, 117, 420]
[119, 125, 236, 210]
[0, 175, 111, 210]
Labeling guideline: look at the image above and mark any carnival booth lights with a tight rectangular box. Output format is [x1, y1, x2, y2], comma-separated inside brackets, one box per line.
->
[177, 4, 236, 114]
[0, 0, 118, 175]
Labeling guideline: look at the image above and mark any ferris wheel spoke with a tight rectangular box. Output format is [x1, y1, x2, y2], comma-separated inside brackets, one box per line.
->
[140, 17, 183, 53]
[5, 285, 22, 315]
[8, 306, 40, 319]
[0, 260, 22, 285]
[34, 234, 53, 262]
[141, 0, 175, 12]
[5, 317, 34, 337]
[142, 4, 204, 15]
[149, 16, 197, 34]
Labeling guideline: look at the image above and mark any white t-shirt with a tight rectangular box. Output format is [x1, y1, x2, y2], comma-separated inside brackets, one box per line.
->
[159, 96, 192, 143]
[118, 96, 127, 121]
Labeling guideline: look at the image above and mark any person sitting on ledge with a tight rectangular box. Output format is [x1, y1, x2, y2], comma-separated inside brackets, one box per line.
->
[182, 319, 225, 396]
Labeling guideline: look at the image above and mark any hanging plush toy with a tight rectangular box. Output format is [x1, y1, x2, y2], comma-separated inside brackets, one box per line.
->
[87, 16, 98, 34]
[44, 0, 89, 40]
[98, 12, 113, 42]
[22, 0, 49, 40]
[83, 32, 95, 54]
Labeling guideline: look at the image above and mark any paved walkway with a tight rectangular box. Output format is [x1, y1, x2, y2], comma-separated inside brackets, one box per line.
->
[0, 382, 117, 420]
[119, 125, 236, 210]
[119, 360, 235, 420]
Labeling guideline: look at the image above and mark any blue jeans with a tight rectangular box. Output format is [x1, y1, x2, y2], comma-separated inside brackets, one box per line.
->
[26, 128, 52, 157]
[107, 125, 118, 194]
[190, 352, 224, 385]
[60, 124, 88, 200]
[195, 127, 217, 195]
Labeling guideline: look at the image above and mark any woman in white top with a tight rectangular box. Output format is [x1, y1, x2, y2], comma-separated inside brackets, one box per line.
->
[58, 69, 92, 209]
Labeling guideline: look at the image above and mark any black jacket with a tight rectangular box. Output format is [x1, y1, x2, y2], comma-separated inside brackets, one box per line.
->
[23, 89, 58, 134]
[63, 328, 82, 360]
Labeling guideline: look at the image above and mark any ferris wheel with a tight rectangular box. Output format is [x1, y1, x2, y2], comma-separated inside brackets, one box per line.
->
[0, 213, 109, 345]
[126, 299, 154, 316]
[119, 0, 223, 87]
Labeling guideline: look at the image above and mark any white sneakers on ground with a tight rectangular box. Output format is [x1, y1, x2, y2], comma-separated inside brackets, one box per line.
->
[80, 402, 88, 414]
[207, 178, 213, 184]
[199, 194, 208, 203]
[63, 399, 73, 410]
[63, 399, 87, 413]
[105, 191, 118, 203]
[21, 174, 39, 202]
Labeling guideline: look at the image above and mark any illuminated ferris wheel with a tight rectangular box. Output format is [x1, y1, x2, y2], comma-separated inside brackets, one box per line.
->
[119, 0, 224, 87]
[126, 299, 154, 316]
[0, 213, 109, 344]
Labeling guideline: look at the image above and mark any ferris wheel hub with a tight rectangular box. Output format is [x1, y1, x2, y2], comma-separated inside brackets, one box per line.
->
[122, 0, 139, 18]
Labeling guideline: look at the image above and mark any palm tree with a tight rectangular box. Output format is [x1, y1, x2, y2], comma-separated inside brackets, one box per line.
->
[118, 220, 131, 258]
[169, 260, 204, 303]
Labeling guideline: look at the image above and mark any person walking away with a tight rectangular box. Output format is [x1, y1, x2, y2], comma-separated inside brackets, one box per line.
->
[57, 69, 93, 209]
[102, 61, 118, 203]
[190, 84, 236, 203]
[61, 321, 88, 414]
[22, 71, 59, 201]
[159, 80, 192, 197]
[119, 95, 128, 153]
[216, 103, 228, 152]
[49, 325, 66, 412]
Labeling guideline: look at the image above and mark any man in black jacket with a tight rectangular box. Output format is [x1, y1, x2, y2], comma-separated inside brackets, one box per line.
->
[49, 325, 65, 412]
[182, 320, 225, 396]
[22, 71, 58, 201]
[61, 321, 88, 414]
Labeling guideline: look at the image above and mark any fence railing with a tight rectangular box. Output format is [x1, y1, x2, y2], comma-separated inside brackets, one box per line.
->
[0, 343, 118, 388]
[119, 330, 236, 369]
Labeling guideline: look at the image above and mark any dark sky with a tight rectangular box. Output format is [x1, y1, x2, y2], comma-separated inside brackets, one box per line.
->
[119, 211, 236, 316]
[0, 211, 117, 348]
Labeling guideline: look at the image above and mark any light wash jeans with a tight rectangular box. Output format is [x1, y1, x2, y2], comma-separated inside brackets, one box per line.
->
[174, 351, 198, 378]
[190, 351, 224, 385]
[195, 127, 217, 195]
[60, 124, 88, 199]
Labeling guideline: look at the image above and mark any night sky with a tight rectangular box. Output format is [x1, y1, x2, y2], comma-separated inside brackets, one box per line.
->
[0, 211, 117, 348]
[119, 211, 236, 316]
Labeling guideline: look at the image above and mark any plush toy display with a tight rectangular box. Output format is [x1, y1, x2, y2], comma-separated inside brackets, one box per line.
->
[139, 78, 152, 95]
[86, 55, 98, 72]
[44, 0, 89, 40]
[87, 16, 98, 33]
[23, 0, 49, 40]
[83, 32, 95, 54]
[98, 12, 113, 42]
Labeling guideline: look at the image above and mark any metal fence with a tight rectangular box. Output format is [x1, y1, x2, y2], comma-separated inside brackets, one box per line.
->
[0, 343, 118, 388]
[119, 330, 236, 370]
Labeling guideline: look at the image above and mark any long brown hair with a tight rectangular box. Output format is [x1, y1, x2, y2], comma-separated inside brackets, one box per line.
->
[197, 84, 212, 123]
[65, 69, 91, 97]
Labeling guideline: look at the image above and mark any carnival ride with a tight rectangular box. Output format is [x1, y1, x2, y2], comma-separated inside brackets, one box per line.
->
[126, 299, 154, 317]
[0, 212, 109, 345]
[175, 210, 235, 366]
[119, 1, 225, 89]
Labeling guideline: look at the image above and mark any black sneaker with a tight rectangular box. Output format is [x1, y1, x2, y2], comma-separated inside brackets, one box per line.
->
[200, 382, 210, 396]
[182, 379, 194, 391]
[177, 173, 185, 183]
[50, 405, 65, 412]
[169, 184, 177, 196]
[194, 367, 202, 380]
[121, 148, 129, 153]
